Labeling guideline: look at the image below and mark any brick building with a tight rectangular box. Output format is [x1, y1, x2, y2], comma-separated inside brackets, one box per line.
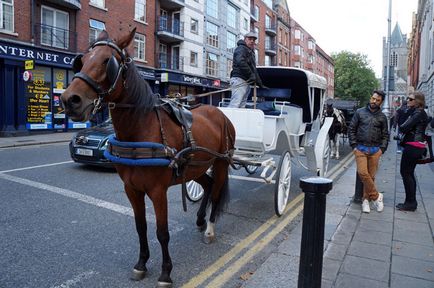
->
[0, 0, 334, 136]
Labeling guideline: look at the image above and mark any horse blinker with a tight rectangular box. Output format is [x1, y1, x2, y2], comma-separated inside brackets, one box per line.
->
[71, 54, 83, 73]
[107, 55, 120, 84]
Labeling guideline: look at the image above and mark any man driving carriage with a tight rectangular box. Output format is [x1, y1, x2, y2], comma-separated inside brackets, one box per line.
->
[321, 101, 347, 159]
[228, 31, 264, 108]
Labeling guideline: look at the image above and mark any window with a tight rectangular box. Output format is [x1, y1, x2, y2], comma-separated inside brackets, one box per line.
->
[226, 31, 236, 52]
[41, 6, 69, 49]
[254, 27, 259, 41]
[265, 35, 272, 50]
[227, 3, 237, 29]
[308, 55, 314, 63]
[134, 0, 146, 22]
[255, 49, 259, 65]
[0, 0, 13, 31]
[90, 0, 105, 7]
[308, 40, 315, 50]
[243, 17, 248, 30]
[206, 21, 219, 48]
[294, 45, 301, 55]
[390, 51, 398, 67]
[190, 18, 198, 34]
[89, 19, 105, 45]
[226, 59, 233, 78]
[206, 52, 219, 76]
[294, 29, 301, 39]
[206, 0, 218, 18]
[190, 51, 198, 67]
[294, 61, 301, 68]
[265, 15, 271, 29]
[265, 55, 271, 66]
[159, 43, 167, 68]
[254, 5, 259, 19]
[134, 33, 145, 61]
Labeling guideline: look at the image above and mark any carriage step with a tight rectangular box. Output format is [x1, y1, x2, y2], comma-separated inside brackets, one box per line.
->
[232, 155, 274, 167]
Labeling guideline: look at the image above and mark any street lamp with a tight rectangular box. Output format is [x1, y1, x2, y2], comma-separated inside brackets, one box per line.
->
[383, 0, 392, 119]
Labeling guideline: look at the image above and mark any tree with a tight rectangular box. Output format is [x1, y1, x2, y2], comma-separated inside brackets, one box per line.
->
[332, 51, 379, 106]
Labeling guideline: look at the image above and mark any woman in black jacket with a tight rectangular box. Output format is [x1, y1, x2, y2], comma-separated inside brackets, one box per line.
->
[396, 92, 429, 211]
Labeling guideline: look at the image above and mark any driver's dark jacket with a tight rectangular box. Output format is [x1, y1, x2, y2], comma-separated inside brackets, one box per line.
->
[230, 40, 263, 86]
[348, 105, 389, 152]
[399, 108, 429, 143]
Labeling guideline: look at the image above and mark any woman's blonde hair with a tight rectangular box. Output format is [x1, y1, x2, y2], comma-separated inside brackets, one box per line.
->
[410, 91, 426, 108]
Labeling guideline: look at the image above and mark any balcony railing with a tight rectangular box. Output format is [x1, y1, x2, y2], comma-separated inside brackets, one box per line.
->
[159, 0, 185, 10]
[265, 41, 277, 55]
[265, 24, 277, 35]
[157, 16, 184, 43]
[34, 23, 77, 52]
[45, 0, 81, 10]
[156, 52, 184, 71]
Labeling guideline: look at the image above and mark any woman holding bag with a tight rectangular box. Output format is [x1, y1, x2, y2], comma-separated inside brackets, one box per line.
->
[396, 92, 430, 211]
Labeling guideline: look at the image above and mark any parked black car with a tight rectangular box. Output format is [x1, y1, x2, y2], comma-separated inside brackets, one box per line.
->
[69, 119, 114, 167]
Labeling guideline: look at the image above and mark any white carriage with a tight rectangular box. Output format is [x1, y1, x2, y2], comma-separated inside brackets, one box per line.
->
[187, 67, 333, 216]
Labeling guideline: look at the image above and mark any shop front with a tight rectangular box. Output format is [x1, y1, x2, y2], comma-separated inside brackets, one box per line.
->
[0, 40, 84, 136]
[155, 70, 229, 105]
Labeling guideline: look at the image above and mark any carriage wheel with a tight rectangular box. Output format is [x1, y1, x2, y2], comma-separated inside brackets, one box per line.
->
[245, 164, 259, 174]
[186, 181, 204, 202]
[274, 150, 291, 216]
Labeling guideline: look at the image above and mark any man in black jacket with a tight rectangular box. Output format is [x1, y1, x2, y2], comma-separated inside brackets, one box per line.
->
[228, 32, 263, 108]
[348, 90, 389, 213]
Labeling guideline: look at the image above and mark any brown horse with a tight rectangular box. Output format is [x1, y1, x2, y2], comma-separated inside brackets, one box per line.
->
[60, 28, 235, 287]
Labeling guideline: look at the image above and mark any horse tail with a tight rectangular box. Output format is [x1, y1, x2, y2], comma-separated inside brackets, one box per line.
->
[212, 166, 230, 220]
[210, 111, 233, 220]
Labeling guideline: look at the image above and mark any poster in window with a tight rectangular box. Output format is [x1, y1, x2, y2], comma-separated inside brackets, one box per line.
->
[25, 67, 52, 129]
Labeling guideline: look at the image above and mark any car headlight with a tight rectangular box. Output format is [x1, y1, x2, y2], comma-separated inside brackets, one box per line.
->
[101, 139, 109, 150]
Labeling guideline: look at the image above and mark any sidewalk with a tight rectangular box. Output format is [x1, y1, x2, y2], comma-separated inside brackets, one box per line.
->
[0, 132, 75, 148]
[2, 133, 434, 287]
[243, 143, 434, 288]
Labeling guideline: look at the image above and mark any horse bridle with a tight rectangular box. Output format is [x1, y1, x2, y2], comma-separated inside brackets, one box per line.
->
[71, 40, 132, 114]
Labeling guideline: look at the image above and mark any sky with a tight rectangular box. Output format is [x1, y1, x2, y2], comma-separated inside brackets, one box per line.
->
[286, 0, 418, 78]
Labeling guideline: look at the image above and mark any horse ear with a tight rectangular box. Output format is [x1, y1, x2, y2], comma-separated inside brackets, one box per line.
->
[116, 27, 136, 50]
[96, 30, 109, 41]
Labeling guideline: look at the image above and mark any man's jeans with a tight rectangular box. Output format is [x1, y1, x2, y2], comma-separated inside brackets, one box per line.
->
[228, 77, 249, 108]
[354, 149, 382, 201]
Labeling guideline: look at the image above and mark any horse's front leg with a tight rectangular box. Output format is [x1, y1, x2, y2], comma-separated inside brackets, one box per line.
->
[148, 187, 173, 288]
[335, 134, 341, 159]
[125, 185, 149, 281]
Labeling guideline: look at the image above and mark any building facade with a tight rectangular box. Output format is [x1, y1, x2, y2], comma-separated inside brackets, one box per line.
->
[382, 23, 409, 109]
[0, 0, 334, 136]
[408, 0, 433, 115]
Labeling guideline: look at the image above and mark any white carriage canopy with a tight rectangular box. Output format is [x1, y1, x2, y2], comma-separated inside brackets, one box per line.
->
[254, 67, 327, 124]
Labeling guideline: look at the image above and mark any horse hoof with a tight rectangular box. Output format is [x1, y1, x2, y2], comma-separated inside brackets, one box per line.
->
[157, 281, 173, 288]
[203, 235, 215, 244]
[131, 269, 147, 281]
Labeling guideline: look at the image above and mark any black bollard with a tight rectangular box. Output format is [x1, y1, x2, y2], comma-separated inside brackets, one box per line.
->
[353, 172, 363, 204]
[298, 177, 333, 288]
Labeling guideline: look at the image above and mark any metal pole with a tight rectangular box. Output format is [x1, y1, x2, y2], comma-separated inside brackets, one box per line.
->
[298, 177, 333, 288]
[383, 0, 392, 119]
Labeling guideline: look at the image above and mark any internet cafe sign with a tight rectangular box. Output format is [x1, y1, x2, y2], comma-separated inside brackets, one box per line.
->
[0, 40, 75, 67]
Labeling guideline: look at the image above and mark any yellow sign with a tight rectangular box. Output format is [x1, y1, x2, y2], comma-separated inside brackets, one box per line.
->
[25, 60, 34, 70]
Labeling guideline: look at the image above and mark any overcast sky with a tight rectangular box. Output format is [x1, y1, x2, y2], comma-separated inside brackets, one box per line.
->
[286, 0, 418, 78]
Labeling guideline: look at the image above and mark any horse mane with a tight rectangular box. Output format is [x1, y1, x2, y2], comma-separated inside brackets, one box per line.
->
[123, 60, 157, 115]
[89, 34, 157, 116]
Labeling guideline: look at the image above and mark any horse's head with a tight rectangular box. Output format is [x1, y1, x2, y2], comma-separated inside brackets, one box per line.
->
[61, 28, 136, 122]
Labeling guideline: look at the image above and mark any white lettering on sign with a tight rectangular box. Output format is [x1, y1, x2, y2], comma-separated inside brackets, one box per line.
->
[0, 43, 72, 65]
[183, 75, 202, 85]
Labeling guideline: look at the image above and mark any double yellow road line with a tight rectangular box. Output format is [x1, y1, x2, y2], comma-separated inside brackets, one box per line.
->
[182, 153, 354, 288]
